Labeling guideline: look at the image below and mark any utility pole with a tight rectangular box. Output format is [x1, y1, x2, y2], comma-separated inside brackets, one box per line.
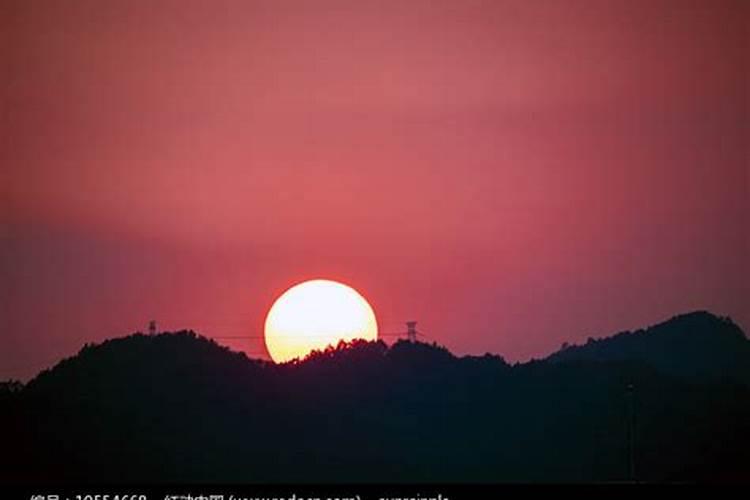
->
[626, 383, 637, 482]
[148, 320, 157, 336]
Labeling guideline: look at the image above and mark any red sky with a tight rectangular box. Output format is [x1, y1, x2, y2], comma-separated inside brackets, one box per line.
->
[2, 0, 747, 380]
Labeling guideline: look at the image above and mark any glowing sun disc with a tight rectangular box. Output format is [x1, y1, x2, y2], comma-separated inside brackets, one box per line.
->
[264, 279, 378, 363]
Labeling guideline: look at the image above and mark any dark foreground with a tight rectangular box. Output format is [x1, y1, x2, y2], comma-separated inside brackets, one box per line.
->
[2, 311, 749, 484]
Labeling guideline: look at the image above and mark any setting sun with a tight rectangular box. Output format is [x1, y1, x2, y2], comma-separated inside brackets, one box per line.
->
[264, 279, 378, 363]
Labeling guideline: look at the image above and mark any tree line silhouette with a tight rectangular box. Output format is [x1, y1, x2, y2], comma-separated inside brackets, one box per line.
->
[1, 311, 748, 483]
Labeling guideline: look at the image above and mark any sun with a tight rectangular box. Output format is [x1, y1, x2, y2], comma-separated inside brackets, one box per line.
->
[264, 279, 378, 363]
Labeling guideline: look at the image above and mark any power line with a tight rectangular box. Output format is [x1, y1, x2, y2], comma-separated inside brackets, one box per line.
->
[1, 319, 434, 376]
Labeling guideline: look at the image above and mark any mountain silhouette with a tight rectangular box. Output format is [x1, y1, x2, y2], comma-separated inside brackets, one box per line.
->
[546, 311, 750, 385]
[1, 311, 749, 483]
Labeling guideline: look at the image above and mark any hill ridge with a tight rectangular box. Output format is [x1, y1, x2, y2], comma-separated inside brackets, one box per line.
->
[3, 310, 749, 483]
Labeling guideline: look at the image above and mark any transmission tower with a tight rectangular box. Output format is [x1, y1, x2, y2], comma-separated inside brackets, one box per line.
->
[405, 321, 418, 343]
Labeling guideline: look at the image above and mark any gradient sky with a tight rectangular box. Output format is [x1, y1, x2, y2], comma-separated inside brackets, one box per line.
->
[2, 0, 748, 381]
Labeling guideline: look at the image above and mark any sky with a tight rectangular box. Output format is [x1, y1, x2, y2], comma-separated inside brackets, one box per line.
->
[2, 0, 748, 381]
